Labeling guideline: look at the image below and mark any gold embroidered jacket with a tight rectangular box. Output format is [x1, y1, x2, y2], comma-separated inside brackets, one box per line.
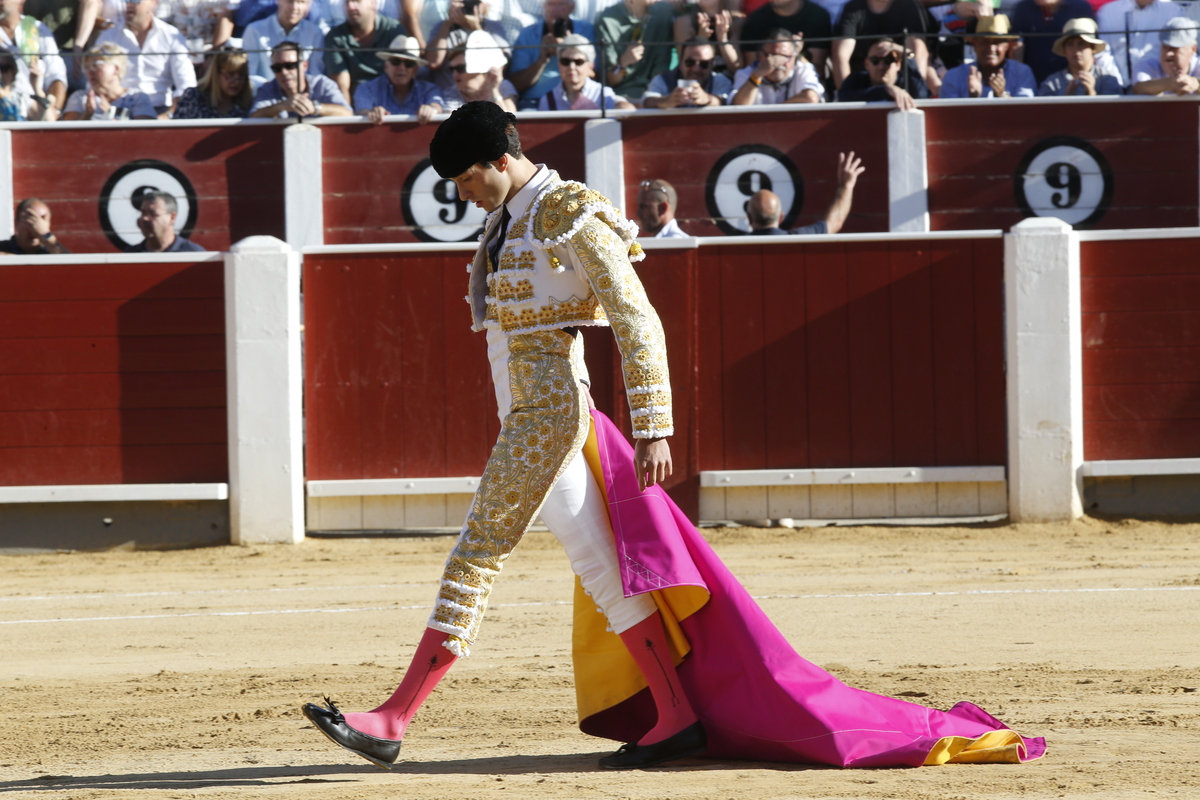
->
[466, 171, 673, 439]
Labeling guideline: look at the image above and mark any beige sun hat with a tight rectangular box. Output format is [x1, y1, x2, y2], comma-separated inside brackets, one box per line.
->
[377, 34, 427, 65]
[1052, 18, 1107, 56]
[965, 14, 1020, 41]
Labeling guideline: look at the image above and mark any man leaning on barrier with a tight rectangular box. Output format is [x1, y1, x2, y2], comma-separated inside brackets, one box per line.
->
[1131, 17, 1200, 96]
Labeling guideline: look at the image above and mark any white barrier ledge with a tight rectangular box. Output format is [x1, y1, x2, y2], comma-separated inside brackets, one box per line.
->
[308, 478, 481, 497]
[1082, 459, 1200, 478]
[700, 466, 1004, 488]
[0, 483, 229, 503]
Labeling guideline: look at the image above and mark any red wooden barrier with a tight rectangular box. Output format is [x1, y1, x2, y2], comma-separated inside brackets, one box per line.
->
[320, 119, 587, 246]
[10, 124, 286, 254]
[926, 101, 1198, 232]
[1081, 236, 1200, 461]
[620, 107, 891, 237]
[0, 257, 227, 485]
[690, 238, 1006, 472]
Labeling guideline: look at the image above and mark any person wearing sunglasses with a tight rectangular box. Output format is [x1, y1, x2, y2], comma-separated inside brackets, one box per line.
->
[353, 33, 443, 123]
[509, 0, 596, 109]
[538, 33, 634, 110]
[643, 39, 730, 107]
[250, 39, 352, 117]
[835, 36, 927, 109]
[673, 0, 743, 74]
[940, 14, 1036, 98]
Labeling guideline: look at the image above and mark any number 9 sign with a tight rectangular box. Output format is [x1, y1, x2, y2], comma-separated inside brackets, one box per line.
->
[1014, 137, 1113, 229]
[401, 158, 487, 243]
[705, 144, 804, 235]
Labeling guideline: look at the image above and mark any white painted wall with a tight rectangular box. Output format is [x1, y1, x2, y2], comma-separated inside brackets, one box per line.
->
[1004, 217, 1084, 521]
[224, 237, 304, 544]
[887, 109, 929, 233]
[584, 118, 626, 214]
[283, 124, 324, 249]
[0, 129, 12, 241]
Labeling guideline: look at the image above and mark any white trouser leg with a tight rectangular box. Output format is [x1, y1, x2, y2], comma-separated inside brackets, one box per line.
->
[539, 448, 657, 634]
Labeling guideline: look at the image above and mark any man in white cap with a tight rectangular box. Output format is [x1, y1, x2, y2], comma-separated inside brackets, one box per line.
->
[1038, 18, 1125, 95]
[352, 34, 444, 123]
[939, 15, 1037, 98]
[1131, 17, 1200, 95]
[1097, 0, 1181, 85]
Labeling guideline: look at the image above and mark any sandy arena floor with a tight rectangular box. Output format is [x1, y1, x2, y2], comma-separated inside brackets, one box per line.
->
[2, 516, 1198, 800]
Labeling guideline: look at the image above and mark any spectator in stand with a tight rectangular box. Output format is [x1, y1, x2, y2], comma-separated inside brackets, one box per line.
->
[222, 0, 332, 41]
[0, 198, 69, 254]
[353, 33, 443, 122]
[94, 0, 194, 116]
[596, 0, 676, 103]
[539, 32, 635, 109]
[508, 0, 595, 110]
[1131, 16, 1200, 94]
[75, 0, 128, 58]
[442, 43, 517, 111]
[1009, 0, 1094, 83]
[61, 42, 157, 117]
[635, 178, 688, 238]
[243, 0, 326, 82]
[831, 0, 936, 90]
[836, 35, 927, 108]
[0, 50, 22, 118]
[155, 0, 234, 64]
[250, 39, 351, 116]
[1038, 17, 1123, 94]
[131, 191, 205, 253]
[731, 27, 824, 104]
[939, 14, 1036, 96]
[674, 0, 744, 73]
[740, 0, 830, 76]
[174, 44, 253, 116]
[425, 0, 509, 94]
[746, 152, 864, 235]
[0, 0, 68, 120]
[643, 39, 731, 106]
[1097, 0, 1178, 85]
[326, 0, 403, 104]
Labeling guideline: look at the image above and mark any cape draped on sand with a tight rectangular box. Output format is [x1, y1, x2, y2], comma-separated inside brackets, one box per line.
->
[571, 410, 1047, 768]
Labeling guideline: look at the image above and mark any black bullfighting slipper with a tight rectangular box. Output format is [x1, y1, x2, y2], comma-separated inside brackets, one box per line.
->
[598, 721, 707, 770]
[301, 697, 401, 770]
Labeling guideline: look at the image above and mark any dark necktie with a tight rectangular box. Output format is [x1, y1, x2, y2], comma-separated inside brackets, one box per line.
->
[487, 206, 511, 269]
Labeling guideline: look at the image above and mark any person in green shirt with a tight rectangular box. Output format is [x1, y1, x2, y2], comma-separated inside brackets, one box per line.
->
[596, 0, 677, 102]
[326, 0, 403, 104]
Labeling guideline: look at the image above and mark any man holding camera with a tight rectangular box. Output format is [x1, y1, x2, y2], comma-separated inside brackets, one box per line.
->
[642, 39, 731, 107]
[425, 0, 510, 93]
[509, 0, 595, 109]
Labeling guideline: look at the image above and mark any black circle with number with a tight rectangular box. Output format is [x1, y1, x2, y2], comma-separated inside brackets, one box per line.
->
[705, 144, 804, 236]
[98, 160, 198, 251]
[1013, 136, 1113, 230]
[400, 158, 486, 243]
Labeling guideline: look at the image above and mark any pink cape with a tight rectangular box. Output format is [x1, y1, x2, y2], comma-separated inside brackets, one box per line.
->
[577, 411, 1046, 768]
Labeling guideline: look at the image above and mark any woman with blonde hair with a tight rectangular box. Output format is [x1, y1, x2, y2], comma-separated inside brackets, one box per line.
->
[174, 47, 255, 119]
[61, 43, 156, 121]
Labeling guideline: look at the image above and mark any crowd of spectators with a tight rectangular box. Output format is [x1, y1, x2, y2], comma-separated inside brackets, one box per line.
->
[0, 0, 1196, 122]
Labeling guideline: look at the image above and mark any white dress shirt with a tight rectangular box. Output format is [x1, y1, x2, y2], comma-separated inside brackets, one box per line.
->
[95, 19, 197, 109]
[0, 17, 67, 108]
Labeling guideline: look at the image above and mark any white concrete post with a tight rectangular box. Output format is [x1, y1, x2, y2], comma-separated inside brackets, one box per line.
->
[1004, 217, 1084, 521]
[224, 236, 304, 544]
[887, 109, 929, 233]
[584, 118, 625, 213]
[283, 123, 324, 249]
[0, 129, 13, 240]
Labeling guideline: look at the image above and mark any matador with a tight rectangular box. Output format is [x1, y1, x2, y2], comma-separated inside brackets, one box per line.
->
[302, 101, 1047, 772]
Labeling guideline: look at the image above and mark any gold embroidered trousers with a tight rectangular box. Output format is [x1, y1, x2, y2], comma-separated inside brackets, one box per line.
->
[429, 329, 591, 655]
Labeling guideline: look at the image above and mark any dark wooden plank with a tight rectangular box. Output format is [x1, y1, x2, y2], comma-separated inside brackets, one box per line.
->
[761, 243, 808, 468]
[972, 238, 1008, 466]
[0, 335, 224, 375]
[1083, 310, 1200, 349]
[1085, 383, 1200, 422]
[1084, 275, 1200, 312]
[0, 408, 226, 448]
[441, 256, 495, 477]
[1084, 346, 1200, 386]
[718, 244, 767, 470]
[1085, 420, 1200, 461]
[888, 243, 936, 466]
[930, 242, 979, 465]
[1, 261, 222, 302]
[1081, 239, 1200, 277]
[845, 242, 895, 467]
[394, 256, 449, 477]
[803, 242, 851, 468]
[0, 298, 224, 339]
[0, 372, 225, 411]
[0, 444, 228, 484]
[694, 248, 725, 471]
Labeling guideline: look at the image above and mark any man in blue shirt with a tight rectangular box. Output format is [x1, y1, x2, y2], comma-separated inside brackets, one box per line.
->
[130, 191, 205, 253]
[352, 34, 444, 123]
[1038, 18, 1124, 96]
[250, 40, 353, 118]
[508, 0, 594, 109]
[940, 15, 1037, 98]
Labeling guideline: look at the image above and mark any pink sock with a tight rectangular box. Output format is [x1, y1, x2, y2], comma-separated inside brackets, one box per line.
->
[618, 613, 698, 745]
[341, 627, 457, 740]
